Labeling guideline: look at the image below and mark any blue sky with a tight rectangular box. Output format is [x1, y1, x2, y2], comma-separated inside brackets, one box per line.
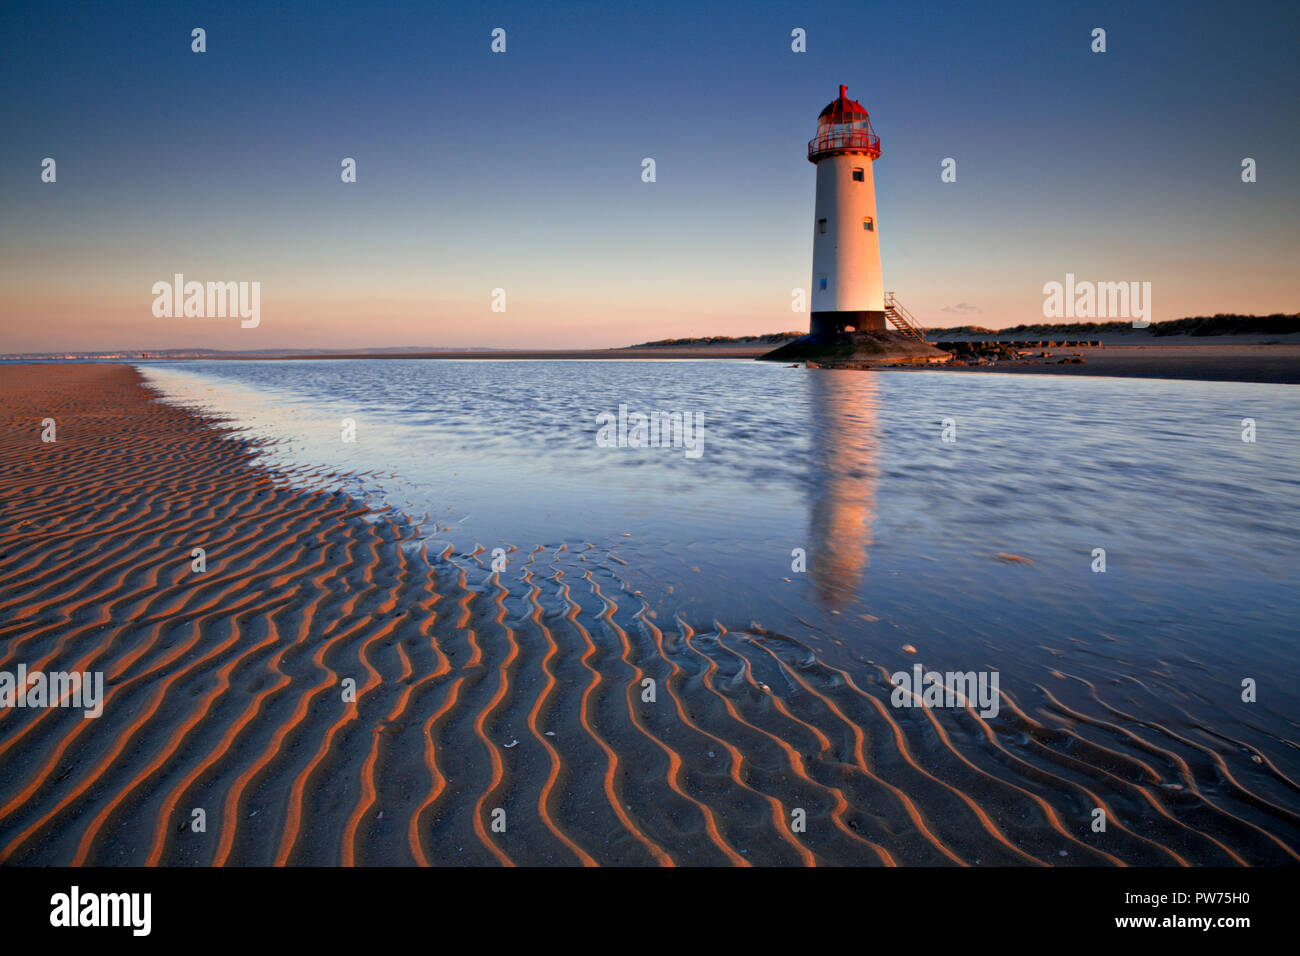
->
[2, 0, 1297, 350]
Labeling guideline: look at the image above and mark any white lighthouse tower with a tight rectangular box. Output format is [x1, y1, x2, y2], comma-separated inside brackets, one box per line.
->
[808, 85, 885, 335]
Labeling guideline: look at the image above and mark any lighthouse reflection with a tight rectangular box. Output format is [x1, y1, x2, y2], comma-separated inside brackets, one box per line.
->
[806, 370, 880, 610]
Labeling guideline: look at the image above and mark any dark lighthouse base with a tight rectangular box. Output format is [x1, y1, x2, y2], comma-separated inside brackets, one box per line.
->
[811, 310, 886, 335]
[758, 328, 950, 365]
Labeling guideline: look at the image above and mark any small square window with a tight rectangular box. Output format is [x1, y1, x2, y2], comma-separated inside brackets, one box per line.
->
[863, 217, 874, 231]
[818, 276, 828, 291]
[818, 218, 827, 234]
[852, 168, 864, 182]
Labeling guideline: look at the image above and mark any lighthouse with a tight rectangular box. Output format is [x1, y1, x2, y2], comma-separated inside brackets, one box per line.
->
[808, 85, 885, 335]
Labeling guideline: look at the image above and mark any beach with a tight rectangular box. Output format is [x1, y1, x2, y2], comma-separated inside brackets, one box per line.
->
[911, 343, 1300, 384]
[155, 340, 1300, 384]
[1, 362, 1297, 866]
[0, 365, 432, 864]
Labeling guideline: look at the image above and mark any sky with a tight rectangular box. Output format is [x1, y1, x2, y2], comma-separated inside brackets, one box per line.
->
[1, 0, 1297, 352]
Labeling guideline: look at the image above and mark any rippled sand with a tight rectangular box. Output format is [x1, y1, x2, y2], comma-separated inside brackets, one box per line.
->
[1, 364, 1297, 866]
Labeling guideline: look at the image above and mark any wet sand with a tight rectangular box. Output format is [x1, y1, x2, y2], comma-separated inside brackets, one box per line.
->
[200, 342, 1300, 383]
[1, 364, 1296, 866]
[909, 344, 1300, 384]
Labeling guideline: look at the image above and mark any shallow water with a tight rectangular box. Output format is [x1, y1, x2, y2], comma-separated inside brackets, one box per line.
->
[135, 358, 1300, 861]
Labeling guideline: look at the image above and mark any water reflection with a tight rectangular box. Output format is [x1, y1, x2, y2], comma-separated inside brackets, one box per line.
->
[807, 370, 880, 610]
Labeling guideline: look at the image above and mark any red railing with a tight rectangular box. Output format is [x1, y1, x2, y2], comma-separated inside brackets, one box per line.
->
[808, 127, 881, 161]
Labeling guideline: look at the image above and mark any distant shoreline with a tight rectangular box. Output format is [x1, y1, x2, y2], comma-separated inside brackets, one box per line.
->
[166, 341, 1300, 384]
[1, 346, 778, 363]
[9, 323, 1299, 365]
[217, 346, 780, 360]
[7, 339, 1300, 384]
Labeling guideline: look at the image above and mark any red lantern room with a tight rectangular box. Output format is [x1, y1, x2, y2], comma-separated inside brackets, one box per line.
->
[808, 85, 881, 163]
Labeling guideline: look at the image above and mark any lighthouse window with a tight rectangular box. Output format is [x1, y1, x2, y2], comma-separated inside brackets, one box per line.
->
[852, 167, 864, 182]
[863, 217, 874, 231]
[818, 218, 827, 234]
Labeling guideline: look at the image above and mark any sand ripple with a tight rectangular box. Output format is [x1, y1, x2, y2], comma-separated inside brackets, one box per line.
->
[1, 365, 1296, 865]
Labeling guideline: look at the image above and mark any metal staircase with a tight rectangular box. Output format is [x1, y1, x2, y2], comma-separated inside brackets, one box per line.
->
[884, 292, 927, 342]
